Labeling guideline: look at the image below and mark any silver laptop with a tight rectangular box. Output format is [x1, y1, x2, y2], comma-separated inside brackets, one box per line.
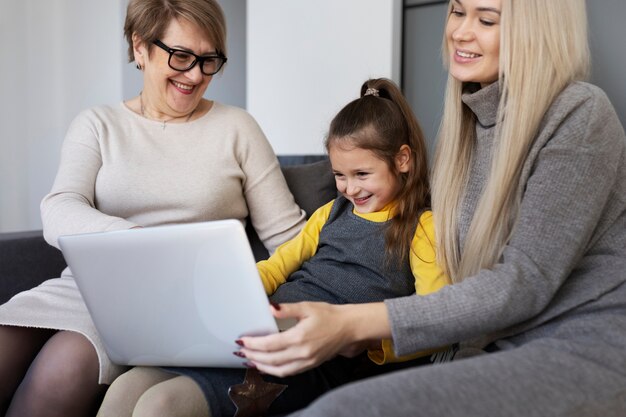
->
[58, 220, 281, 368]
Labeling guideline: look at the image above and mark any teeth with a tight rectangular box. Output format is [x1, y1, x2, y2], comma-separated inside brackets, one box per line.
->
[172, 81, 193, 90]
[457, 50, 480, 58]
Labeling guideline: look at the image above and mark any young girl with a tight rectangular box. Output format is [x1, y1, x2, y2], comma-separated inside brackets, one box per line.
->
[97, 78, 449, 417]
[238, 0, 626, 416]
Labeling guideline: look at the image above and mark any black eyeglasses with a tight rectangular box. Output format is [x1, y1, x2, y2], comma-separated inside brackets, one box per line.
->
[152, 40, 227, 76]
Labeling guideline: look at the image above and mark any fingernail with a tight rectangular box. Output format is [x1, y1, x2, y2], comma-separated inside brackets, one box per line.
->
[235, 339, 245, 347]
[270, 302, 281, 311]
[243, 361, 257, 369]
[233, 351, 246, 358]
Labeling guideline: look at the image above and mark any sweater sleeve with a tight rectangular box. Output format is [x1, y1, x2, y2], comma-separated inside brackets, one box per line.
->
[41, 110, 137, 248]
[233, 110, 306, 253]
[386, 84, 626, 355]
[257, 201, 333, 294]
[409, 211, 449, 296]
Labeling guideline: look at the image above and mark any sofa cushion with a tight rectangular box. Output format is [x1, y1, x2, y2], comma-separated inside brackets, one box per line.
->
[247, 159, 337, 261]
[281, 159, 336, 218]
[0, 230, 67, 304]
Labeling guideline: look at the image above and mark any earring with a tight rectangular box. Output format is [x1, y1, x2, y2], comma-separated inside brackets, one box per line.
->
[136, 63, 142, 70]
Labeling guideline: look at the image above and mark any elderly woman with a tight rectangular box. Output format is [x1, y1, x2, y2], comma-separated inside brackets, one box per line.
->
[0, 0, 305, 415]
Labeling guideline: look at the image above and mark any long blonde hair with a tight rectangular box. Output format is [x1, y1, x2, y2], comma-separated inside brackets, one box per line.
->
[432, 0, 591, 282]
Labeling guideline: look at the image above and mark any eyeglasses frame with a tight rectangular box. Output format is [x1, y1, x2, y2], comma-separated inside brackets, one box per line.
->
[152, 40, 227, 76]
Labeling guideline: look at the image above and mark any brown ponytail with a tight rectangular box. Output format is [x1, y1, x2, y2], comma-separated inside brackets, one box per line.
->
[326, 78, 430, 265]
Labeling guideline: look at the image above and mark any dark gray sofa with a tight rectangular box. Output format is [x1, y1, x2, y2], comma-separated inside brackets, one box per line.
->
[0, 159, 336, 305]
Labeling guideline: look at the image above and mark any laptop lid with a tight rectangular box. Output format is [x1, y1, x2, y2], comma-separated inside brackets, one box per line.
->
[58, 220, 278, 368]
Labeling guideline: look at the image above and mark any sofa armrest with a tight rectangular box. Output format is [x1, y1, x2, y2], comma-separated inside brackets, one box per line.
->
[0, 230, 67, 304]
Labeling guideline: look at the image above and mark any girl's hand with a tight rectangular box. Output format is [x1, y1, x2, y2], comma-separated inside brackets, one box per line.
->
[238, 301, 390, 377]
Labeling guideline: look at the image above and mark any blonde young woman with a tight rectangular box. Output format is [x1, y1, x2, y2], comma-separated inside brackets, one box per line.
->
[236, 0, 626, 415]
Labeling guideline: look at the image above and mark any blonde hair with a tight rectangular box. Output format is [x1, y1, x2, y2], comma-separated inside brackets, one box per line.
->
[124, 0, 227, 63]
[432, 0, 591, 282]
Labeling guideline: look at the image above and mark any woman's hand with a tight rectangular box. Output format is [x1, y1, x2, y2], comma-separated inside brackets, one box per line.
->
[238, 301, 390, 377]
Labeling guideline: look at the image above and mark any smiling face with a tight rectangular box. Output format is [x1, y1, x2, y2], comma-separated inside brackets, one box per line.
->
[134, 17, 215, 119]
[329, 143, 410, 214]
[446, 0, 501, 87]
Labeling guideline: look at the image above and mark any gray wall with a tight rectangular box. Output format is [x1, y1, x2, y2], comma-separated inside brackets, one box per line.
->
[403, 1, 448, 157]
[587, 0, 626, 130]
[121, 0, 246, 107]
[403, 0, 626, 158]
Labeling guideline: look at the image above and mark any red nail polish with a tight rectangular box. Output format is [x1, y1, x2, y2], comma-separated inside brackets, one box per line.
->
[235, 339, 245, 347]
[243, 361, 257, 369]
[233, 351, 246, 358]
[270, 302, 281, 311]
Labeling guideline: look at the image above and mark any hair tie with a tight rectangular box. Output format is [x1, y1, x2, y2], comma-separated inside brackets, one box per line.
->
[364, 87, 379, 97]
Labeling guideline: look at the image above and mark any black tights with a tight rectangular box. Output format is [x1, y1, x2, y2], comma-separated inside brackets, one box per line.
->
[0, 325, 107, 417]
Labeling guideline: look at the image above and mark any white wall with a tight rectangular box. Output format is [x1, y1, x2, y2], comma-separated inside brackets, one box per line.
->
[247, 0, 403, 155]
[0, 0, 124, 232]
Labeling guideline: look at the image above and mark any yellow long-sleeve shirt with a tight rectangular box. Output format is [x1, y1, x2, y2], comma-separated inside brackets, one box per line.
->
[256, 199, 449, 364]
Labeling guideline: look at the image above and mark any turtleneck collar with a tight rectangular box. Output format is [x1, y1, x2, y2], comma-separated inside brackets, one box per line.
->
[461, 81, 500, 128]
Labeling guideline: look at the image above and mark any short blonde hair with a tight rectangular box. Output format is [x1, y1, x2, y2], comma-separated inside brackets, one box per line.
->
[123, 0, 227, 62]
[433, 0, 590, 282]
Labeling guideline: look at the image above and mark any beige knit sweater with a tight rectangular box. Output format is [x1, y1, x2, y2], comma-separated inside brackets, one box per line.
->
[0, 101, 306, 383]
